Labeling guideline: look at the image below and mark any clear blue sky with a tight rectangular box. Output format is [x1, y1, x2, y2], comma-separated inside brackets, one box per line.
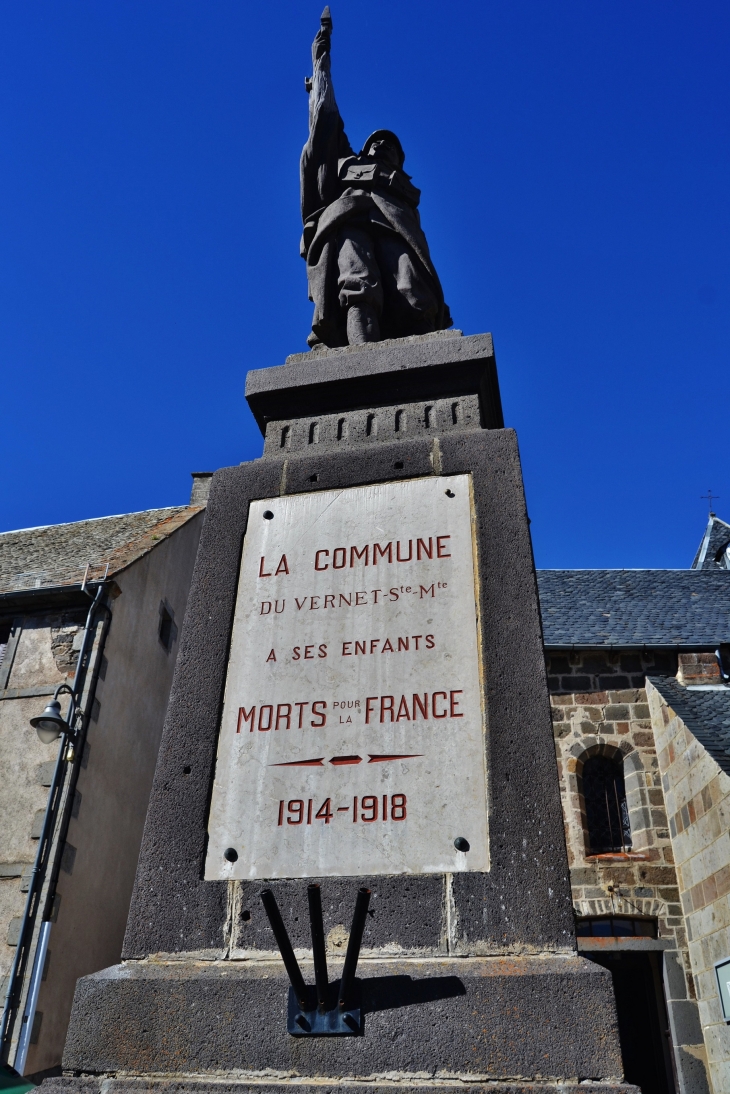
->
[1, 1, 728, 568]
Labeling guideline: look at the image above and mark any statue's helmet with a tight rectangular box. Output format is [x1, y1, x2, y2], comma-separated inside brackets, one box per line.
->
[362, 130, 405, 168]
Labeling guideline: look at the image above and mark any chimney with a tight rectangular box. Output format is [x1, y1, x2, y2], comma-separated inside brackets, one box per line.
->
[190, 472, 213, 507]
[676, 652, 723, 686]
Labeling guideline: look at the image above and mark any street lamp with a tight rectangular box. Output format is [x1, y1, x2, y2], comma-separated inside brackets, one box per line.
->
[30, 685, 73, 744]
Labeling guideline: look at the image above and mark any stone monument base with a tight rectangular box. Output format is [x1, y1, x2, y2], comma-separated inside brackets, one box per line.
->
[42, 335, 637, 1094]
[47, 954, 636, 1091]
[45, 953, 637, 1091]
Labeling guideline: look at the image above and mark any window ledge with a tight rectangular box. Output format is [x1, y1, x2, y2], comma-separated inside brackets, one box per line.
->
[585, 852, 650, 862]
[577, 937, 671, 952]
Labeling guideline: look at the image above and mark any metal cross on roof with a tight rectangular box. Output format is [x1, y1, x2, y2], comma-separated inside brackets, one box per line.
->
[701, 489, 720, 516]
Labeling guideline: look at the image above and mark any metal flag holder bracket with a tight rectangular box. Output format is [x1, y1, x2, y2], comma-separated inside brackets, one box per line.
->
[260, 883, 371, 1036]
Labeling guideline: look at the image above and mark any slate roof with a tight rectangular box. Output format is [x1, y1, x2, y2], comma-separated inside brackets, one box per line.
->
[692, 515, 730, 570]
[537, 570, 730, 649]
[0, 507, 202, 595]
[647, 676, 730, 778]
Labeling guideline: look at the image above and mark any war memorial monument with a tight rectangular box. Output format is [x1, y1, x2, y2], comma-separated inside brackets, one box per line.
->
[45, 12, 638, 1093]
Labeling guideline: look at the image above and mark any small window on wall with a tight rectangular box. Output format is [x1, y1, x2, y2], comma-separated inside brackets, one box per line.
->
[158, 602, 177, 652]
[583, 753, 632, 853]
[576, 916, 657, 938]
[0, 622, 11, 667]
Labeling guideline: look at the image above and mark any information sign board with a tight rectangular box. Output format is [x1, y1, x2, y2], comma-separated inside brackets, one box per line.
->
[205, 475, 488, 879]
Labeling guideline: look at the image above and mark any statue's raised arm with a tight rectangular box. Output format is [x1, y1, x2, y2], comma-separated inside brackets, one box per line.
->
[300, 8, 352, 224]
[300, 8, 452, 348]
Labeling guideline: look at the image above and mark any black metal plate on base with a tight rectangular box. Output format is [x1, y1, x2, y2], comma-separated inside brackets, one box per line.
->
[287, 983, 361, 1036]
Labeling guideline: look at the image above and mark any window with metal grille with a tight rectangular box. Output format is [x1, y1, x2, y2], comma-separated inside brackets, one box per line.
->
[583, 753, 632, 853]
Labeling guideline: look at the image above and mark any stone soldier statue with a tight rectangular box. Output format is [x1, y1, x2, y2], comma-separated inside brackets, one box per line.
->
[301, 7, 452, 348]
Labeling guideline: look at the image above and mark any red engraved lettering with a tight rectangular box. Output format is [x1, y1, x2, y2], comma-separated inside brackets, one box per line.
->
[275, 704, 292, 730]
[436, 535, 451, 559]
[355, 641, 366, 655]
[304, 645, 314, 659]
[380, 696, 395, 723]
[238, 706, 256, 733]
[370, 639, 380, 653]
[419, 584, 435, 598]
[413, 635, 423, 649]
[311, 701, 327, 728]
[432, 692, 448, 718]
[396, 540, 413, 562]
[295, 702, 308, 728]
[426, 634, 435, 649]
[412, 693, 428, 720]
[310, 597, 320, 609]
[391, 793, 406, 820]
[365, 697, 378, 724]
[275, 554, 290, 575]
[266, 648, 276, 662]
[292, 646, 301, 660]
[361, 795, 378, 822]
[295, 597, 307, 610]
[314, 550, 329, 571]
[318, 644, 327, 658]
[274, 600, 285, 614]
[324, 594, 335, 608]
[259, 556, 272, 578]
[350, 544, 369, 567]
[339, 593, 352, 606]
[450, 690, 464, 717]
[398, 637, 410, 651]
[355, 592, 367, 605]
[396, 696, 411, 721]
[373, 542, 393, 564]
[333, 547, 346, 569]
[258, 705, 274, 731]
[416, 538, 433, 560]
[260, 602, 272, 615]
[382, 638, 394, 652]
[342, 642, 352, 656]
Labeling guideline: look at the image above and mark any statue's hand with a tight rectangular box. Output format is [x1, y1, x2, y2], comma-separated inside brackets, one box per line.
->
[312, 25, 331, 64]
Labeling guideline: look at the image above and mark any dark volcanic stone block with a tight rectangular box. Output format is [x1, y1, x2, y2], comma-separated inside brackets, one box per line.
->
[42, 1082, 638, 1093]
[123, 428, 574, 959]
[245, 332, 503, 433]
[236, 874, 444, 952]
[62, 956, 625, 1083]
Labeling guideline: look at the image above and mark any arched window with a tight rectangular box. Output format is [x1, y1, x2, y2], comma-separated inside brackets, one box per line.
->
[583, 754, 632, 853]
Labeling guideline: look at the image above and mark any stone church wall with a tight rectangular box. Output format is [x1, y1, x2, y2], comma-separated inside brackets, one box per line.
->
[548, 650, 709, 1091]
[648, 680, 730, 1094]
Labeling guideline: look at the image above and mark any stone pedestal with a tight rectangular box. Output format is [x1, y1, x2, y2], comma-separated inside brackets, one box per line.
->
[45, 333, 637, 1093]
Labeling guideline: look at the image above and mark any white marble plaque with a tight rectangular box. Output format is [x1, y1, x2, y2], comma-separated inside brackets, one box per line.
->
[205, 475, 488, 879]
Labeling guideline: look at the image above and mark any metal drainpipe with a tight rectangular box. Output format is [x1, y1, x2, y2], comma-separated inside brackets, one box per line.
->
[15, 595, 111, 1072]
[0, 584, 110, 1070]
[0, 711, 69, 1063]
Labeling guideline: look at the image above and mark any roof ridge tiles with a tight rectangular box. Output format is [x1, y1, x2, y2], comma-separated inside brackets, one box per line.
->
[0, 505, 191, 539]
